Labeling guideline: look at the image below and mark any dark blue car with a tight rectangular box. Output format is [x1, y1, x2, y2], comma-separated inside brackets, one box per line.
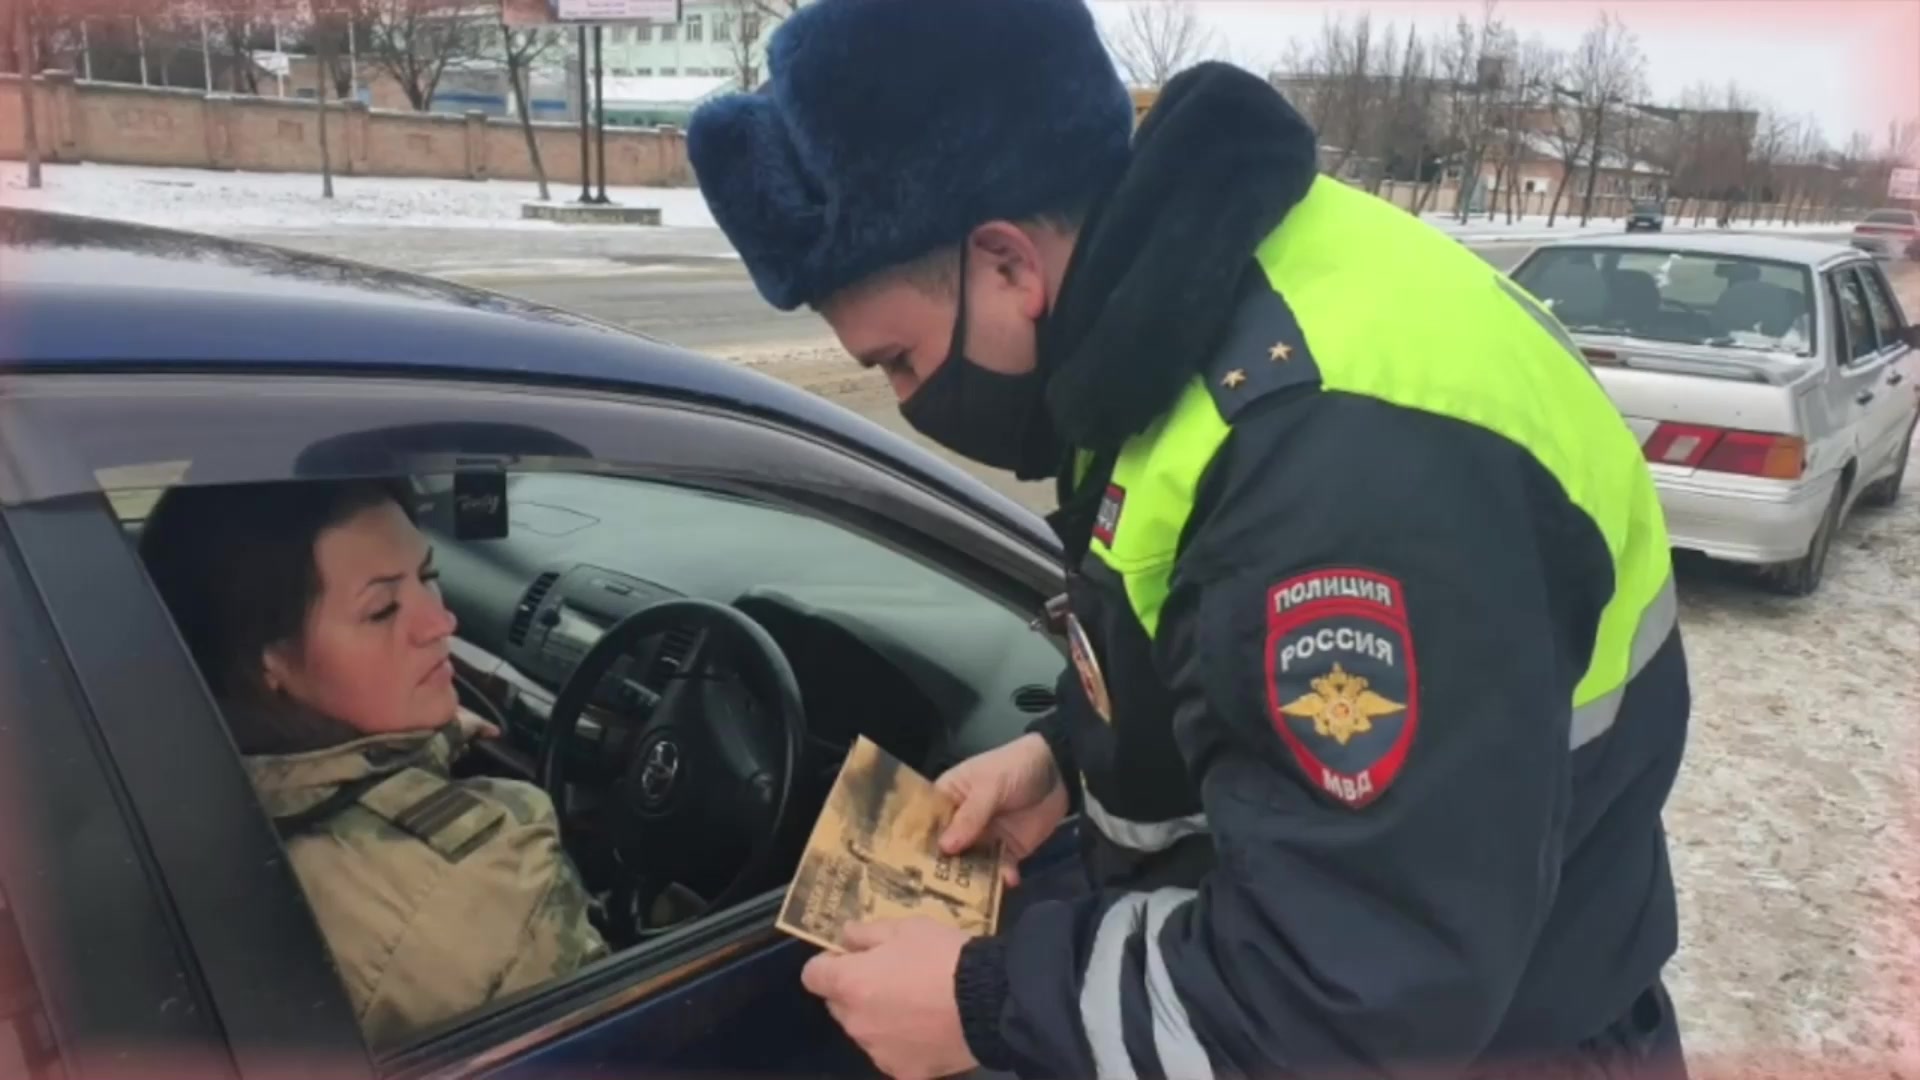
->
[0, 210, 1089, 1080]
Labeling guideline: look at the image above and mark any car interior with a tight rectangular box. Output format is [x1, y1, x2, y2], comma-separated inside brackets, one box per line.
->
[119, 465, 1068, 985]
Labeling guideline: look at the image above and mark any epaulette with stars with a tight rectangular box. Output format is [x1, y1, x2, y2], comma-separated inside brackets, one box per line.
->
[1202, 263, 1322, 422]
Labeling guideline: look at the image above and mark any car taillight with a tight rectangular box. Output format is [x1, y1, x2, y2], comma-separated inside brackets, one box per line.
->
[1643, 423, 1804, 479]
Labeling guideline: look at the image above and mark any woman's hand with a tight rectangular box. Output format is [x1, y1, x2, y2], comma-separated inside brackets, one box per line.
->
[455, 705, 502, 743]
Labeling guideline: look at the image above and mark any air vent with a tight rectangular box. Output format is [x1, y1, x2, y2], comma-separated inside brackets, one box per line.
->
[506, 572, 560, 646]
[648, 625, 701, 681]
[1012, 684, 1056, 714]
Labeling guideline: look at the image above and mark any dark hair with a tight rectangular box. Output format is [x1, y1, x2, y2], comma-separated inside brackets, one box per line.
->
[137, 478, 417, 704]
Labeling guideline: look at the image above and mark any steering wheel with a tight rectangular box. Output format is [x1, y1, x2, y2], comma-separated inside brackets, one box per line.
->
[539, 598, 807, 938]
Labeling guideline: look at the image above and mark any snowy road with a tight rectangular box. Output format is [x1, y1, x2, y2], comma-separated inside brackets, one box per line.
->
[4, 161, 1859, 355]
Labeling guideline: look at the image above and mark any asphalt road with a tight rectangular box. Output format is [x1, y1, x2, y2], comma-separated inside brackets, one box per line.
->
[412, 228, 1856, 357]
[447, 239, 1547, 355]
[236, 223, 1858, 513]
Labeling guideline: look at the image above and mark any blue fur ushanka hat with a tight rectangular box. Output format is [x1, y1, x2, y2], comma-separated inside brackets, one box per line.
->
[686, 0, 1136, 311]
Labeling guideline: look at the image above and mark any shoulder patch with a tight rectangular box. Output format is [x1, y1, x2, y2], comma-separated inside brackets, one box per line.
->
[1263, 568, 1418, 810]
[1204, 264, 1322, 422]
[357, 767, 508, 863]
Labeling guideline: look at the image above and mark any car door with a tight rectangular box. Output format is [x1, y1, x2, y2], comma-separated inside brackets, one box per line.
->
[1822, 264, 1895, 490]
[2, 368, 1090, 1080]
[0, 503, 355, 1080]
[1850, 260, 1920, 470]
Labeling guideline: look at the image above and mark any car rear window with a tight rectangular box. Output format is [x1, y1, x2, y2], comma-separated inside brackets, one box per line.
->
[1511, 247, 1816, 354]
[1862, 210, 1917, 225]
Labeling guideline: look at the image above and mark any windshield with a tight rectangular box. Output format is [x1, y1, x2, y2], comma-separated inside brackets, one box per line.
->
[1510, 246, 1816, 354]
[1862, 210, 1916, 225]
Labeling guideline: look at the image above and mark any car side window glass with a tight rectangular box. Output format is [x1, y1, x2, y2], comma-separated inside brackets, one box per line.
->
[1857, 265, 1905, 347]
[1833, 269, 1879, 362]
[117, 465, 1066, 1057]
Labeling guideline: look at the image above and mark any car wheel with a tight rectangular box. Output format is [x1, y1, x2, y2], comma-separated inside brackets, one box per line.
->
[1860, 417, 1915, 508]
[1772, 479, 1844, 597]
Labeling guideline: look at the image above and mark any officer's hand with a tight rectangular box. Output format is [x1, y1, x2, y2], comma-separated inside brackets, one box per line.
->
[935, 733, 1068, 888]
[801, 918, 976, 1080]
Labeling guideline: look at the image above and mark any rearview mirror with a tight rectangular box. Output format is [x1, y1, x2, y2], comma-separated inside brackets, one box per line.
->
[1906, 324, 1920, 349]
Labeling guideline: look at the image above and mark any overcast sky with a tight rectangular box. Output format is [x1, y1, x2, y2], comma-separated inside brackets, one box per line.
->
[1086, 0, 1920, 154]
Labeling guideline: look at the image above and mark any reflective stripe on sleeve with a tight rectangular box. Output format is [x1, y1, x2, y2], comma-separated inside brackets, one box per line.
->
[1570, 574, 1678, 749]
[1082, 782, 1210, 854]
[1078, 888, 1213, 1080]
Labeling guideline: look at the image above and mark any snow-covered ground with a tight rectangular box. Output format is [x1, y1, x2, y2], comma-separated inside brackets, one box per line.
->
[1424, 209, 1846, 244]
[0, 161, 720, 234]
[2, 161, 1849, 248]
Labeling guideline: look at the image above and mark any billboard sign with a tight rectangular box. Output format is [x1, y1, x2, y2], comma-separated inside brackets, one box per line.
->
[501, 0, 679, 24]
[1890, 167, 1919, 202]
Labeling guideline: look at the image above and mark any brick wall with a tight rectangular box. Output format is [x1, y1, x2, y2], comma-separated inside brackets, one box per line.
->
[0, 70, 691, 187]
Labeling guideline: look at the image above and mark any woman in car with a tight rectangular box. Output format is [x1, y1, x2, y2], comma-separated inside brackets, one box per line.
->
[138, 477, 609, 1052]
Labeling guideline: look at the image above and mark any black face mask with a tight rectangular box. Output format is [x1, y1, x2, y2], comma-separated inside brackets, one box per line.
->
[899, 247, 1061, 477]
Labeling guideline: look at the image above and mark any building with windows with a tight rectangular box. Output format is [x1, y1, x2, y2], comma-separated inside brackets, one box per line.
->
[597, 1, 799, 89]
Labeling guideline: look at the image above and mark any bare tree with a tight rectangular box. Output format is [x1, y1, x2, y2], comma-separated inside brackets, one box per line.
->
[1436, 2, 1505, 222]
[1776, 113, 1829, 224]
[1742, 106, 1797, 223]
[1104, 0, 1215, 88]
[1540, 57, 1587, 227]
[209, 11, 262, 94]
[1371, 26, 1438, 197]
[1884, 117, 1920, 166]
[711, 0, 764, 90]
[6, 0, 41, 189]
[500, 21, 558, 199]
[363, 0, 485, 111]
[1283, 11, 1378, 180]
[1569, 10, 1645, 225]
[1493, 37, 1554, 222]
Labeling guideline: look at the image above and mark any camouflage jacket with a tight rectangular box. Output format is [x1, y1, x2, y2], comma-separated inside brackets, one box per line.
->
[245, 722, 609, 1051]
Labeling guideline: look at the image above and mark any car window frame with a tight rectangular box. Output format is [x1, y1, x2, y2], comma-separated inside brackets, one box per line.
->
[1828, 264, 1884, 366]
[0, 506, 309, 1080]
[1852, 260, 1909, 351]
[0, 368, 1073, 1074]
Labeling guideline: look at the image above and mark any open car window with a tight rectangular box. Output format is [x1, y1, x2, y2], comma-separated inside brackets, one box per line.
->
[103, 462, 1064, 1063]
[4, 369, 1071, 1071]
[1511, 246, 1816, 355]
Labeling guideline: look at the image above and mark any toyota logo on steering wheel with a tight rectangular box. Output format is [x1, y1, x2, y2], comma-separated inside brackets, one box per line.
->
[638, 738, 682, 808]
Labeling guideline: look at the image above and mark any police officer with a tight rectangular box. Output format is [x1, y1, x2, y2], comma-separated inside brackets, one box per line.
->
[687, 1, 1693, 1077]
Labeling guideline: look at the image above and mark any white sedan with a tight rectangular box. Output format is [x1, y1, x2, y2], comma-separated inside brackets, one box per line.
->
[1508, 233, 1920, 595]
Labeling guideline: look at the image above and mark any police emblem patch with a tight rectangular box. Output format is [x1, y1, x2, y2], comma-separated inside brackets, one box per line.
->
[1264, 568, 1418, 809]
[1065, 614, 1113, 724]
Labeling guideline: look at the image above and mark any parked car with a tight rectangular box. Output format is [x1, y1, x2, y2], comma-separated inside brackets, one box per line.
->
[0, 209, 1092, 1080]
[1850, 207, 1920, 260]
[1508, 233, 1920, 595]
[1626, 199, 1666, 232]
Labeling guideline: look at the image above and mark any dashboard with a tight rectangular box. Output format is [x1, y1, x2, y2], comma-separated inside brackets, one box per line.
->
[421, 471, 1066, 776]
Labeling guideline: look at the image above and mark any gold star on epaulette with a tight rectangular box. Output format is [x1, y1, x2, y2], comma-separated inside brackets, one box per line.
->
[1268, 341, 1294, 362]
[1221, 369, 1248, 389]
